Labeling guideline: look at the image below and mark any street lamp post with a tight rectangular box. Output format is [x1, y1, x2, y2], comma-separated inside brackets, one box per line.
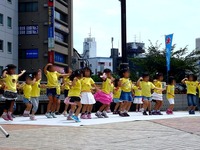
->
[119, 0, 129, 70]
[120, 0, 127, 63]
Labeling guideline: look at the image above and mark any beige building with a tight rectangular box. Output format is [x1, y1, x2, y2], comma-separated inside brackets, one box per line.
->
[18, 0, 73, 74]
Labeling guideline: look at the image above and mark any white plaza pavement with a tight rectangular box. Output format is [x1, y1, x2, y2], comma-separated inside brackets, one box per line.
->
[0, 111, 200, 127]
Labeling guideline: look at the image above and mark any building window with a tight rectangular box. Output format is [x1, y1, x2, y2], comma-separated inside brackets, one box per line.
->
[19, 25, 39, 35]
[7, 17, 12, 28]
[0, 40, 3, 52]
[7, 0, 12, 4]
[55, 31, 67, 43]
[0, 14, 3, 25]
[55, 10, 67, 22]
[19, 2, 38, 12]
[7, 42, 12, 53]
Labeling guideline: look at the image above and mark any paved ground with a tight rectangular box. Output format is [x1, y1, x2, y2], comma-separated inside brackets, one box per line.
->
[0, 114, 200, 150]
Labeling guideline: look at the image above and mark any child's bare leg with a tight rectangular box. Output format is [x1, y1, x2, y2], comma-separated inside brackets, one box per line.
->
[75, 102, 82, 116]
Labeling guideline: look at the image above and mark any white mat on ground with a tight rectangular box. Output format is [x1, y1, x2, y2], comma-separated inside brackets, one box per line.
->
[0, 112, 199, 127]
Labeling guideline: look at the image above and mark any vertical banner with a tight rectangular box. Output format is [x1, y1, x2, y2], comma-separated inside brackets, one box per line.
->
[48, 0, 55, 50]
[48, 51, 54, 63]
[165, 34, 173, 72]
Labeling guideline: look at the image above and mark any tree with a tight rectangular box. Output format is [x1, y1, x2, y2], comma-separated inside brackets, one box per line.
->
[130, 40, 200, 82]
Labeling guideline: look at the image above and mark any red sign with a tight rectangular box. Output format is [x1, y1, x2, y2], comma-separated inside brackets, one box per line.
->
[48, 0, 54, 7]
[48, 51, 54, 63]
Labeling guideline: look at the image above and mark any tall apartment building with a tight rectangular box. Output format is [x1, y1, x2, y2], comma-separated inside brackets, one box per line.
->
[0, 0, 18, 74]
[196, 38, 200, 51]
[18, 0, 73, 73]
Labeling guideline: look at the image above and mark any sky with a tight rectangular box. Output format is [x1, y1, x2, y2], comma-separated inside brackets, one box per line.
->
[73, 0, 200, 57]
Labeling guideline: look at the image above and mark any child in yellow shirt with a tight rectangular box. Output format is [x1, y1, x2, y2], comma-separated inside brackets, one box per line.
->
[65, 69, 82, 122]
[166, 76, 176, 115]
[80, 67, 97, 119]
[21, 75, 35, 117]
[182, 74, 198, 114]
[2, 64, 26, 121]
[113, 79, 122, 114]
[133, 84, 142, 112]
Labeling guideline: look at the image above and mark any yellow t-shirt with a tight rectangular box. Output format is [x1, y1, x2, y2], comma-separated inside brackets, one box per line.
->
[68, 79, 81, 97]
[23, 84, 32, 99]
[63, 76, 70, 90]
[185, 81, 198, 95]
[198, 84, 200, 98]
[31, 80, 41, 97]
[153, 80, 162, 94]
[133, 85, 142, 97]
[166, 85, 175, 99]
[4, 74, 19, 92]
[102, 78, 112, 94]
[46, 71, 60, 88]
[140, 81, 155, 97]
[81, 77, 95, 92]
[113, 87, 121, 99]
[120, 78, 132, 92]
[56, 84, 61, 95]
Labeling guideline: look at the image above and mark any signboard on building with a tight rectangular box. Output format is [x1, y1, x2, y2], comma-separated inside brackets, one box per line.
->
[48, 0, 55, 49]
[54, 52, 66, 63]
[26, 49, 38, 59]
[19, 25, 39, 35]
[48, 51, 54, 63]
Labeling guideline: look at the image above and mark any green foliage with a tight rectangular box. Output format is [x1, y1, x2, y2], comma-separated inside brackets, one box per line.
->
[130, 40, 200, 82]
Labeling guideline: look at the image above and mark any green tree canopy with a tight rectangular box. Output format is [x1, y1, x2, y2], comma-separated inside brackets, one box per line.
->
[131, 40, 200, 82]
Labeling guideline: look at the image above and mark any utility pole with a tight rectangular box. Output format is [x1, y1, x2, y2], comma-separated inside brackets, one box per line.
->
[119, 0, 129, 70]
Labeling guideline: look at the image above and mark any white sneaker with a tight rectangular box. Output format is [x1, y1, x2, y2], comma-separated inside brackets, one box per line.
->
[51, 112, 57, 118]
[63, 111, 68, 117]
[45, 113, 53, 118]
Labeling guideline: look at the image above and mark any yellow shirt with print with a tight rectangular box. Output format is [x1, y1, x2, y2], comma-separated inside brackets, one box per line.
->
[68, 79, 81, 97]
[81, 77, 95, 92]
[113, 87, 121, 99]
[4, 74, 19, 92]
[140, 81, 155, 97]
[63, 76, 70, 90]
[23, 84, 32, 99]
[46, 71, 60, 88]
[153, 80, 162, 94]
[185, 81, 198, 95]
[31, 80, 41, 97]
[102, 78, 112, 94]
[56, 84, 61, 95]
[166, 85, 175, 99]
[198, 84, 200, 98]
[120, 78, 132, 92]
[133, 85, 142, 97]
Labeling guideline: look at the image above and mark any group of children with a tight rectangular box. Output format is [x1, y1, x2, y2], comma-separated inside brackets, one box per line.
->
[0, 63, 199, 123]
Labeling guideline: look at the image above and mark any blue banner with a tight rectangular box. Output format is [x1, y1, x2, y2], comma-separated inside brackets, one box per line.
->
[165, 34, 173, 71]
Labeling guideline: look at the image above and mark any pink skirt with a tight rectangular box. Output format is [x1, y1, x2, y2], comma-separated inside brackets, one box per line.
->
[64, 97, 77, 105]
[94, 90, 112, 104]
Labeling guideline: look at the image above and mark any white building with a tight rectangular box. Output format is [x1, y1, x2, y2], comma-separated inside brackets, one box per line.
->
[196, 38, 200, 50]
[88, 57, 113, 75]
[0, 0, 18, 73]
[83, 35, 96, 59]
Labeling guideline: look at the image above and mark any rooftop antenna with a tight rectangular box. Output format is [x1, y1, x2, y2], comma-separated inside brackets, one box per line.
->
[89, 28, 91, 38]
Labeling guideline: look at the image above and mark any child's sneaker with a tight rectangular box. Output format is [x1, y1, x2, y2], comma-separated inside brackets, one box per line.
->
[55, 111, 61, 115]
[156, 111, 163, 115]
[95, 111, 104, 118]
[143, 111, 148, 116]
[7, 113, 13, 121]
[71, 115, 81, 122]
[102, 111, 109, 118]
[30, 115, 37, 121]
[67, 116, 73, 120]
[23, 113, 30, 117]
[123, 112, 130, 117]
[51, 112, 57, 118]
[45, 112, 53, 118]
[2, 113, 9, 121]
[106, 109, 111, 113]
[119, 112, 125, 117]
[80, 113, 88, 119]
[113, 111, 117, 114]
[190, 110, 195, 115]
[63, 111, 68, 117]
[149, 111, 152, 115]
[166, 109, 171, 115]
[87, 113, 92, 119]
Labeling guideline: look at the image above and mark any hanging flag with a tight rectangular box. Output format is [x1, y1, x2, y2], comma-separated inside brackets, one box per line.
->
[165, 34, 173, 71]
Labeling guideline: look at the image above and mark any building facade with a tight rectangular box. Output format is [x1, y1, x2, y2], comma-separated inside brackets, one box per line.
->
[0, 0, 18, 74]
[88, 57, 113, 75]
[18, 0, 73, 74]
[83, 36, 96, 59]
[196, 38, 200, 51]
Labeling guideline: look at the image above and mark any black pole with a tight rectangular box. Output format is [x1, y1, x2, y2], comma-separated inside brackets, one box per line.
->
[120, 0, 127, 63]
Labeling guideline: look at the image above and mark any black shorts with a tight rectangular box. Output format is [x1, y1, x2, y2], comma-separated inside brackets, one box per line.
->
[64, 89, 69, 98]
[46, 88, 57, 97]
[69, 96, 81, 102]
[3, 91, 18, 100]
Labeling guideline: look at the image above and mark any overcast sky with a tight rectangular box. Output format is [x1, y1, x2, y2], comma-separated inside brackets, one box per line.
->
[73, 0, 200, 57]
